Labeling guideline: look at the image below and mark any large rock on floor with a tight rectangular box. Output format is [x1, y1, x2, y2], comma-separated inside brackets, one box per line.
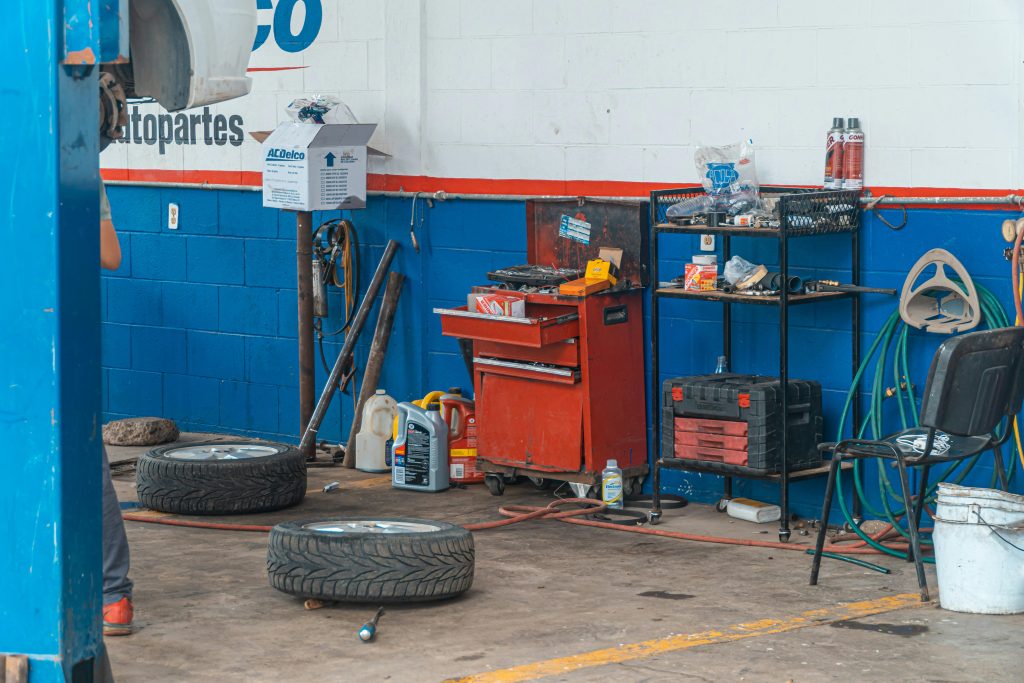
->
[103, 417, 180, 447]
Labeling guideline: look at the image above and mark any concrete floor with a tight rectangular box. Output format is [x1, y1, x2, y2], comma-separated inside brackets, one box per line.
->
[105, 435, 1023, 682]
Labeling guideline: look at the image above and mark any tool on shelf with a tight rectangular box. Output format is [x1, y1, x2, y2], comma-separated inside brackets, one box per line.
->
[803, 280, 895, 295]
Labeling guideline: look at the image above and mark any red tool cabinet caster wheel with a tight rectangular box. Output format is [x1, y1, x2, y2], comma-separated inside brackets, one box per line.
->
[484, 474, 505, 497]
[715, 498, 730, 513]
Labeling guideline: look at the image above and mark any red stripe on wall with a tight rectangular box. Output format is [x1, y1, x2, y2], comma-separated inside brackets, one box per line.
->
[247, 66, 309, 72]
[100, 168, 1021, 209]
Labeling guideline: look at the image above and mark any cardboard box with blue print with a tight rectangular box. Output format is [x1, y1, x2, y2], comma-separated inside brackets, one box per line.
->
[259, 122, 385, 212]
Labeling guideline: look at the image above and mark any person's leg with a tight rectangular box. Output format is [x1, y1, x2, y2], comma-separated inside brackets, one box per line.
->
[101, 447, 133, 605]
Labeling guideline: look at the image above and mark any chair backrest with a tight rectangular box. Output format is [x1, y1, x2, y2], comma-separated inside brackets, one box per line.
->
[919, 327, 1024, 437]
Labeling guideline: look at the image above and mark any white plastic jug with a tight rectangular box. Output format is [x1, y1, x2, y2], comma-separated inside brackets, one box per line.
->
[355, 390, 398, 473]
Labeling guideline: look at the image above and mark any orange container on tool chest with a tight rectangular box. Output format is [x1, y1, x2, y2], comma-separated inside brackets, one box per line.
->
[434, 199, 649, 488]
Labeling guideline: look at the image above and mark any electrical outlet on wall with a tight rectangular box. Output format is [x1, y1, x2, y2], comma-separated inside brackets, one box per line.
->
[168, 202, 179, 230]
[700, 234, 715, 251]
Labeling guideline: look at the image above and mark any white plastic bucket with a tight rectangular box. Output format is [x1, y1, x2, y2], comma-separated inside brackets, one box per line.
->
[932, 483, 1024, 614]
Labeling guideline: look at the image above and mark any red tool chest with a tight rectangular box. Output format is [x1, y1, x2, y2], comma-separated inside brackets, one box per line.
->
[434, 199, 649, 492]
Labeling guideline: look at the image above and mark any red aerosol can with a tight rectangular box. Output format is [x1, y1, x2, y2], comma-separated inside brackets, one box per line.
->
[842, 117, 864, 190]
[823, 117, 845, 189]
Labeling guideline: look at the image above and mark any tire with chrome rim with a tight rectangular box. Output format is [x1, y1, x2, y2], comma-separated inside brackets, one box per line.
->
[136, 441, 306, 515]
[267, 518, 475, 603]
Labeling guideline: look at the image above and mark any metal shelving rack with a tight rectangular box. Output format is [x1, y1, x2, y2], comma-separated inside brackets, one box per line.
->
[649, 186, 862, 542]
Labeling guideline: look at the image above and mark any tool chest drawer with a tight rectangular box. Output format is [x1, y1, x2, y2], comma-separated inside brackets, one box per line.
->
[435, 306, 579, 349]
[674, 417, 748, 438]
[474, 338, 579, 368]
[473, 357, 580, 385]
[673, 426, 747, 451]
[477, 371, 585, 472]
[673, 443, 749, 467]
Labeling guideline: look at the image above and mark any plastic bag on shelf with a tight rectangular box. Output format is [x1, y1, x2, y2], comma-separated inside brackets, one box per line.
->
[723, 255, 761, 286]
[286, 95, 359, 125]
[695, 140, 761, 212]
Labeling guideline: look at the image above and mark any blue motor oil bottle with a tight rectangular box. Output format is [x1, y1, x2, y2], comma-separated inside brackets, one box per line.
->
[392, 402, 450, 492]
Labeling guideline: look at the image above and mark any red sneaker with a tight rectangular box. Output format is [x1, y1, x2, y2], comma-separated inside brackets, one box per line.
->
[103, 598, 134, 636]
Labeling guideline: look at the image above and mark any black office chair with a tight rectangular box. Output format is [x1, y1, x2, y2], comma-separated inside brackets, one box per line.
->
[810, 326, 1024, 601]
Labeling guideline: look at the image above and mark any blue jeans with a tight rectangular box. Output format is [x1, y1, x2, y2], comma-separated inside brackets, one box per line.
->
[102, 447, 133, 605]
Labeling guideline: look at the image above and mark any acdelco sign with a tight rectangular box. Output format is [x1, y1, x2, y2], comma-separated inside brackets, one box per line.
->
[254, 0, 323, 53]
[266, 148, 306, 161]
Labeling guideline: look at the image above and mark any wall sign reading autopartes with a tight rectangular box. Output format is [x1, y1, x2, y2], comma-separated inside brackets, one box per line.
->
[114, 106, 245, 155]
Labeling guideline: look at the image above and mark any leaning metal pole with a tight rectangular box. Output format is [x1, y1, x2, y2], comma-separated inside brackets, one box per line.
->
[296, 210, 315, 459]
[299, 240, 399, 458]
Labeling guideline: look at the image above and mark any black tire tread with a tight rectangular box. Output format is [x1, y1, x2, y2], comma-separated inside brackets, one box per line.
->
[136, 441, 306, 515]
[267, 518, 474, 602]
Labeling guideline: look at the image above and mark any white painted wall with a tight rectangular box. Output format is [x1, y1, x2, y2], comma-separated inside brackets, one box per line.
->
[421, 0, 1023, 189]
[103, 0, 1024, 191]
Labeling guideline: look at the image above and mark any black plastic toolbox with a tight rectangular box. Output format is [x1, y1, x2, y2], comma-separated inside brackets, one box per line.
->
[661, 374, 823, 474]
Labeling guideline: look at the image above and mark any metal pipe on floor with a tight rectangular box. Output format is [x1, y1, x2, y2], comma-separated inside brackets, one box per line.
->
[296, 210, 315, 460]
[299, 240, 400, 457]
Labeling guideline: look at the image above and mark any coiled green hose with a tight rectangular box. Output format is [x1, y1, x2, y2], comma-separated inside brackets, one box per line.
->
[830, 282, 1020, 561]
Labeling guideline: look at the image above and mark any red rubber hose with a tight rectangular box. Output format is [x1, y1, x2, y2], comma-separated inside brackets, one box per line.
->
[122, 514, 273, 532]
[124, 498, 920, 557]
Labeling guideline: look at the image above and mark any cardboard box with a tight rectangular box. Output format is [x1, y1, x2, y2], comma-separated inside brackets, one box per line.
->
[684, 263, 718, 291]
[559, 278, 611, 297]
[473, 293, 526, 317]
[259, 122, 384, 211]
[584, 258, 619, 285]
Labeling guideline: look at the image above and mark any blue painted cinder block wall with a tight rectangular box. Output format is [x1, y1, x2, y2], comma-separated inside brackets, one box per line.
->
[102, 186, 1022, 516]
[101, 186, 526, 446]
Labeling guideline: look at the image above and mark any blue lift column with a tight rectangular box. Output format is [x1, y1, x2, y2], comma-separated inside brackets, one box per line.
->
[0, 2, 120, 679]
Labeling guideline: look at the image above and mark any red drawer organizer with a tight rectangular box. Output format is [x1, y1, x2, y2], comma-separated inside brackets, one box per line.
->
[672, 416, 749, 467]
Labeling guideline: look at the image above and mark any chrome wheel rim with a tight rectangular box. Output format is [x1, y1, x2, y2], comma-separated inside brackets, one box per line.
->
[303, 520, 441, 534]
[163, 444, 280, 461]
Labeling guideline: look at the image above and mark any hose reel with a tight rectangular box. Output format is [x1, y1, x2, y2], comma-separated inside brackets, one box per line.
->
[899, 248, 981, 334]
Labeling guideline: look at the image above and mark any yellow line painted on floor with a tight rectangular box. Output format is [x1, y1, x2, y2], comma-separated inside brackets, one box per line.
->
[334, 477, 391, 490]
[446, 593, 925, 683]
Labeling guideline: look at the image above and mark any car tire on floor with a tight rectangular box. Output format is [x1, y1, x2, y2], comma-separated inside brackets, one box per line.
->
[267, 518, 475, 603]
[136, 441, 306, 515]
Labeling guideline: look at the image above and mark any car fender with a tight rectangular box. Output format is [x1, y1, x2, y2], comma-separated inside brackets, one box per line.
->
[129, 0, 255, 111]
